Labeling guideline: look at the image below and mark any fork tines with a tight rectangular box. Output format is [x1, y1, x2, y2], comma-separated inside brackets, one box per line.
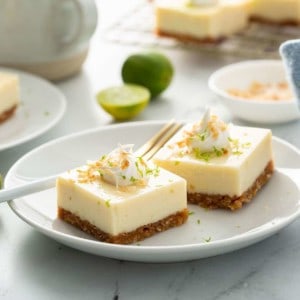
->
[135, 120, 183, 161]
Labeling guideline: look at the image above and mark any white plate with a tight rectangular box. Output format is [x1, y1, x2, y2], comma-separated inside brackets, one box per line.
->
[5, 121, 300, 263]
[208, 60, 300, 124]
[0, 68, 66, 151]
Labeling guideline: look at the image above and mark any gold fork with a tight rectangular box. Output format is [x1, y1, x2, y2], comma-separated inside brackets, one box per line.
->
[0, 121, 183, 204]
[135, 120, 183, 161]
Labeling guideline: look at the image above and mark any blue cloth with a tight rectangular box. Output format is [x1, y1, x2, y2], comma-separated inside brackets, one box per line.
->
[280, 40, 300, 107]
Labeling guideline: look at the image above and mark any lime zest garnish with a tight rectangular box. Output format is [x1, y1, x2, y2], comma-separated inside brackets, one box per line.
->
[130, 176, 137, 183]
[146, 166, 160, 177]
[203, 237, 211, 243]
[105, 199, 111, 208]
[100, 155, 107, 161]
[228, 137, 251, 156]
[135, 161, 144, 177]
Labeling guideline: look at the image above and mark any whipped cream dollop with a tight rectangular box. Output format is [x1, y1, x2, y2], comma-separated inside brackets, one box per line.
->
[170, 109, 231, 160]
[187, 109, 231, 153]
[185, 0, 219, 6]
[96, 144, 152, 187]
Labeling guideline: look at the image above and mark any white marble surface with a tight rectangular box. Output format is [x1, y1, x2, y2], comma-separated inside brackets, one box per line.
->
[1, 1, 300, 299]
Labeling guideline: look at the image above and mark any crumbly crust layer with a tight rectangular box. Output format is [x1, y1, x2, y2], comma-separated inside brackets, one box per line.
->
[155, 29, 224, 44]
[188, 160, 274, 211]
[0, 105, 17, 124]
[58, 207, 189, 244]
[250, 16, 300, 26]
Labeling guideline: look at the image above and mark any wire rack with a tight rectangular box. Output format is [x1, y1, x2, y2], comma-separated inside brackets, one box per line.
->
[104, 1, 300, 59]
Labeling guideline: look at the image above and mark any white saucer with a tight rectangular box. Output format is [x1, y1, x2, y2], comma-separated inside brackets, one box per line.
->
[5, 121, 300, 263]
[0, 68, 66, 151]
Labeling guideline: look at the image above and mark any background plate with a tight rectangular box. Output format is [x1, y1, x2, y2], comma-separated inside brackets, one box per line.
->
[5, 121, 300, 262]
[0, 67, 66, 151]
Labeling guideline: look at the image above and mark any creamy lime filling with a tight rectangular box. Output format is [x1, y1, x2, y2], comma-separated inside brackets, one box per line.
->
[153, 125, 272, 196]
[185, 0, 219, 6]
[57, 166, 187, 235]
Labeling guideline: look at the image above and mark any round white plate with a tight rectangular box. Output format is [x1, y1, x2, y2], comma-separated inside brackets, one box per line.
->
[5, 121, 300, 263]
[0, 68, 66, 151]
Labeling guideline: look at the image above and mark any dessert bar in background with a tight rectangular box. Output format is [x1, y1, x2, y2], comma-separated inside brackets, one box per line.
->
[154, 0, 300, 43]
[154, 0, 251, 42]
[250, 0, 300, 25]
[0, 72, 19, 124]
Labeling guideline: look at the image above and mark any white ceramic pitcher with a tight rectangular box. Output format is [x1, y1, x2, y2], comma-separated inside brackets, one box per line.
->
[0, 0, 98, 80]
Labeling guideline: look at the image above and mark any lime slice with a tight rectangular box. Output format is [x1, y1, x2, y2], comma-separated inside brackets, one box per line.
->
[96, 84, 150, 120]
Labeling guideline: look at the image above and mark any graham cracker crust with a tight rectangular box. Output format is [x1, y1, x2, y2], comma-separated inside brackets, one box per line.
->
[0, 105, 17, 124]
[250, 16, 300, 26]
[58, 207, 189, 244]
[155, 29, 225, 44]
[188, 160, 274, 211]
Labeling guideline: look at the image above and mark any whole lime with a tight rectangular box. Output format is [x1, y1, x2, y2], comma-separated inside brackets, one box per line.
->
[121, 52, 174, 99]
[96, 84, 150, 121]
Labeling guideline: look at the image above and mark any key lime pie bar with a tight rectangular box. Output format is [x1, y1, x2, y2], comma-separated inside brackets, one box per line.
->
[154, 0, 251, 42]
[250, 0, 300, 25]
[153, 110, 274, 210]
[0, 73, 20, 123]
[57, 145, 188, 244]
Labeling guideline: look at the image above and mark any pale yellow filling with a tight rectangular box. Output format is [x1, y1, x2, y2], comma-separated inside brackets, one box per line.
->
[57, 167, 187, 236]
[155, 0, 251, 39]
[153, 125, 273, 197]
[0, 73, 20, 114]
[155, 0, 300, 41]
[250, 0, 300, 22]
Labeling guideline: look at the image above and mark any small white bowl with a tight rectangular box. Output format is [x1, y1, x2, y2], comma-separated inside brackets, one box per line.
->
[208, 60, 300, 124]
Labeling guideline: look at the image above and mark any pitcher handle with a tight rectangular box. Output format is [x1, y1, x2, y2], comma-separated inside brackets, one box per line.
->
[54, 0, 98, 48]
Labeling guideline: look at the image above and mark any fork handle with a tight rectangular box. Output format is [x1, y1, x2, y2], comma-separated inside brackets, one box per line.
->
[0, 175, 56, 204]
